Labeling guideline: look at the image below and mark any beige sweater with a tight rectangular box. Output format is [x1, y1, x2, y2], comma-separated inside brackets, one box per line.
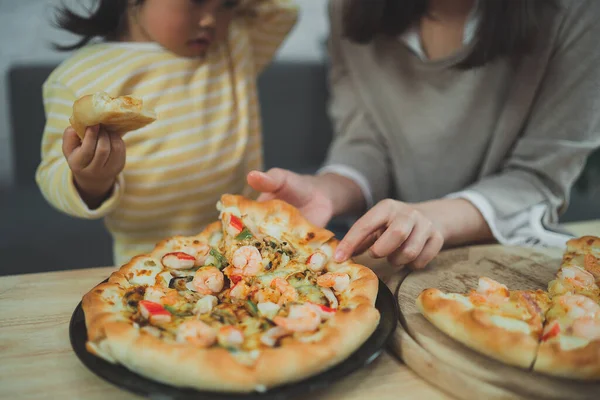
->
[321, 0, 600, 248]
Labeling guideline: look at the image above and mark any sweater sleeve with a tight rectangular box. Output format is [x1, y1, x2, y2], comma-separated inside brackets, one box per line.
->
[241, 0, 299, 74]
[35, 80, 125, 220]
[319, 0, 392, 207]
[452, 0, 600, 247]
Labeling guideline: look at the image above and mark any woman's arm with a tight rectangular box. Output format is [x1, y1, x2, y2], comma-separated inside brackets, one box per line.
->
[446, 0, 600, 248]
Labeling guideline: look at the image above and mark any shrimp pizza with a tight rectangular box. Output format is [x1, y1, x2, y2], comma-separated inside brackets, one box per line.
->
[416, 236, 600, 380]
[82, 194, 380, 392]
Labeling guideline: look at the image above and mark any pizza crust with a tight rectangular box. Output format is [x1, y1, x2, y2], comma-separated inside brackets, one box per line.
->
[416, 288, 539, 368]
[534, 339, 600, 380]
[70, 91, 156, 139]
[87, 301, 379, 392]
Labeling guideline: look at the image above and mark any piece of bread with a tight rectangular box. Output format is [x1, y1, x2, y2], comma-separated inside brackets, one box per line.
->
[69, 92, 157, 139]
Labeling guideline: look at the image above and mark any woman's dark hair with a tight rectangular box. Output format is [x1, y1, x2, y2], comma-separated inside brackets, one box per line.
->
[343, 0, 558, 69]
[53, 0, 144, 51]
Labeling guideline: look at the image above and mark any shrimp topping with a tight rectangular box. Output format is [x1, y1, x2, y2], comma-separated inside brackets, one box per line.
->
[230, 281, 251, 300]
[189, 267, 224, 295]
[558, 294, 600, 319]
[469, 277, 509, 304]
[231, 246, 263, 276]
[176, 320, 217, 347]
[144, 286, 180, 306]
[571, 317, 600, 341]
[317, 272, 350, 292]
[273, 304, 321, 333]
[307, 251, 327, 272]
[558, 266, 596, 290]
[271, 278, 299, 304]
[217, 326, 245, 348]
[260, 326, 291, 347]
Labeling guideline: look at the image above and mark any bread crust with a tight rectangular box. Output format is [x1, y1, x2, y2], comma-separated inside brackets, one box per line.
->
[82, 197, 380, 392]
[70, 92, 156, 139]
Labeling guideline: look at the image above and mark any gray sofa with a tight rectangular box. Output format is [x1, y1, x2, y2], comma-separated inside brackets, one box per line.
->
[2, 61, 599, 276]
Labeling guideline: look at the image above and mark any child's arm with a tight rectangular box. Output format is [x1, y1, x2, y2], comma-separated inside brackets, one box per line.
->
[35, 81, 125, 219]
[239, 0, 299, 74]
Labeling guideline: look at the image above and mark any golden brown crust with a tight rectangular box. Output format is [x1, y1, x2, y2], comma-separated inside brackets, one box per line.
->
[95, 303, 379, 392]
[566, 236, 600, 256]
[70, 92, 156, 139]
[533, 339, 600, 380]
[416, 288, 538, 368]
[82, 198, 380, 392]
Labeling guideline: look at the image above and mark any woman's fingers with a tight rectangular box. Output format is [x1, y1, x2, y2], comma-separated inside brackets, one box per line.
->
[352, 230, 383, 257]
[379, 216, 431, 264]
[335, 201, 396, 262]
[247, 169, 314, 208]
[406, 231, 444, 269]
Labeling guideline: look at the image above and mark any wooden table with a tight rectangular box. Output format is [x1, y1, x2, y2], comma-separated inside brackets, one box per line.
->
[1, 221, 599, 399]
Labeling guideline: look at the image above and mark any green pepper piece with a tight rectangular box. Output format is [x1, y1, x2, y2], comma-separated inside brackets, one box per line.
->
[245, 300, 259, 317]
[235, 228, 253, 241]
[209, 248, 228, 270]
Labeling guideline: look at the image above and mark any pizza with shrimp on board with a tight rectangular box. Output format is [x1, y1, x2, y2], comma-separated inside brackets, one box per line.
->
[82, 194, 380, 392]
[416, 236, 600, 380]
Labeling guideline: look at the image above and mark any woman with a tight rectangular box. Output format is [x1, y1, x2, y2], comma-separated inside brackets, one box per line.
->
[248, 0, 600, 269]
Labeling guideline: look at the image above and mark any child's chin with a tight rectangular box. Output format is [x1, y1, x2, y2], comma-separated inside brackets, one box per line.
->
[166, 46, 209, 59]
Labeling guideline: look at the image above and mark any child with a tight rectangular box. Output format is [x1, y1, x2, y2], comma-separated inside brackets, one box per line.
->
[36, 0, 298, 266]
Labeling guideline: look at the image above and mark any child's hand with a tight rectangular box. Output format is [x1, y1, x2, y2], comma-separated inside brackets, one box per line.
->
[62, 125, 126, 209]
[334, 199, 445, 269]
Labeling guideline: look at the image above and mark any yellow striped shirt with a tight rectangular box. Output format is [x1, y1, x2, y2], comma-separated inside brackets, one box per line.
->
[36, 0, 298, 267]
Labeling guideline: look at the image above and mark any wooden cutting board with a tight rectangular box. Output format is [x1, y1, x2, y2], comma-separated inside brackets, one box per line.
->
[387, 245, 600, 400]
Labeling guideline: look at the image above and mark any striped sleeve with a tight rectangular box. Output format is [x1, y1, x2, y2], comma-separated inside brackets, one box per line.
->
[241, 0, 299, 74]
[35, 80, 125, 220]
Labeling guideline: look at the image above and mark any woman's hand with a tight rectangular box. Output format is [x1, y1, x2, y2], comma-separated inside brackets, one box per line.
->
[334, 199, 445, 269]
[247, 169, 335, 227]
[62, 125, 126, 209]
[247, 168, 367, 227]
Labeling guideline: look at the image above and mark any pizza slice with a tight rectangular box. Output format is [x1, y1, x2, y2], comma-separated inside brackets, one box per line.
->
[547, 237, 600, 303]
[533, 293, 600, 379]
[416, 277, 551, 368]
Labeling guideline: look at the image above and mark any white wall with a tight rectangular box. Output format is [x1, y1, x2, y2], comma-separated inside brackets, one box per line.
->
[0, 0, 329, 187]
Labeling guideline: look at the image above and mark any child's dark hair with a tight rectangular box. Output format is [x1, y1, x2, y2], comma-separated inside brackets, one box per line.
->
[343, 0, 559, 69]
[53, 0, 144, 51]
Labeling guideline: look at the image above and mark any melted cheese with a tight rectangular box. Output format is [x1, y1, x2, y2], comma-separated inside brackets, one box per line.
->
[488, 315, 531, 334]
[558, 335, 589, 351]
[128, 258, 163, 286]
[439, 293, 474, 309]
[257, 302, 280, 319]
[261, 223, 284, 240]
